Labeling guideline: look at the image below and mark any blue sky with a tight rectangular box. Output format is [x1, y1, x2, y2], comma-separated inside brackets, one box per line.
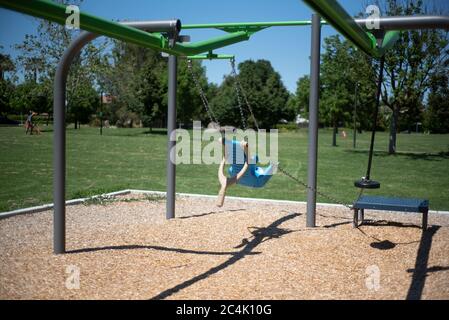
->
[0, 0, 446, 92]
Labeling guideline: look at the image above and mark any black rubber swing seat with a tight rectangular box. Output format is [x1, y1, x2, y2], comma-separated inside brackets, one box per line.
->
[354, 178, 380, 189]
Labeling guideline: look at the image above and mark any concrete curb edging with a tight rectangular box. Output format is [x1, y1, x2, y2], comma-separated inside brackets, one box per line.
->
[0, 190, 131, 219]
[1, 188, 448, 219]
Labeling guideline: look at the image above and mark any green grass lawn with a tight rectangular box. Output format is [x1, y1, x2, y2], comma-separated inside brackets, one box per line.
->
[1, 125, 448, 211]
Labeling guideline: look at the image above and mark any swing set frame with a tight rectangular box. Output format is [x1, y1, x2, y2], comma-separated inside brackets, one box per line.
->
[1, 0, 448, 253]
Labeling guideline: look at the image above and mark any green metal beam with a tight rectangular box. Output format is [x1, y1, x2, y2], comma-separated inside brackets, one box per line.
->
[0, 0, 250, 56]
[186, 53, 235, 60]
[0, 0, 398, 58]
[379, 30, 400, 53]
[177, 31, 249, 55]
[0, 0, 173, 52]
[183, 20, 318, 33]
[303, 0, 382, 57]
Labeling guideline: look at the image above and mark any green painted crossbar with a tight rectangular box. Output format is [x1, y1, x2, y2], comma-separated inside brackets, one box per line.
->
[303, 0, 400, 57]
[0, 0, 250, 56]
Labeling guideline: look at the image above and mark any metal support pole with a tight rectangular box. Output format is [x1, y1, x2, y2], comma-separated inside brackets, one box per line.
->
[100, 91, 103, 136]
[366, 56, 385, 180]
[53, 31, 98, 254]
[306, 14, 321, 228]
[166, 54, 177, 219]
[53, 57, 66, 254]
[353, 82, 358, 149]
[52, 20, 181, 254]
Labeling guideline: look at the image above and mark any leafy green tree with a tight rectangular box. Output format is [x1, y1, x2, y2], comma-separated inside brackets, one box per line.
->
[0, 50, 15, 81]
[0, 79, 14, 117]
[104, 41, 208, 129]
[14, 0, 107, 127]
[285, 94, 299, 121]
[294, 34, 378, 146]
[137, 56, 166, 129]
[211, 59, 291, 129]
[160, 58, 207, 127]
[105, 42, 164, 128]
[317, 35, 378, 146]
[380, 0, 449, 153]
[10, 80, 51, 116]
[68, 80, 98, 127]
[295, 75, 310, 117]
[321, 36, 358, 146]
[105, 41, 142, 127]
[240, 60, 292, 128]
[209, 75, 241, 127]
[0, 49, 16, 117]
[424, 71, 449, 133]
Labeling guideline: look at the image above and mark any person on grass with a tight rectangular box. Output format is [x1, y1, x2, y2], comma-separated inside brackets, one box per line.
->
[25, 111, 38, 135]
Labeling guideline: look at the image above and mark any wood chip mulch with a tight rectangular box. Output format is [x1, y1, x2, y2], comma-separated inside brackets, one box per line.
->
[1, 195, 448, 300]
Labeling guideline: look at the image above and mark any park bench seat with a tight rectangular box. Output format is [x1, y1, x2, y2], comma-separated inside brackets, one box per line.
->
[352, 195, 429, 230]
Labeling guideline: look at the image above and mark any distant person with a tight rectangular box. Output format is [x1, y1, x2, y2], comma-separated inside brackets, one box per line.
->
[25, 111, 38, 135]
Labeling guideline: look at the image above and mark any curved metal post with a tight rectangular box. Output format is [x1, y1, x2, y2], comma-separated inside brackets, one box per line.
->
[53, 21, 181, 254]
[53, 31, 98, 254]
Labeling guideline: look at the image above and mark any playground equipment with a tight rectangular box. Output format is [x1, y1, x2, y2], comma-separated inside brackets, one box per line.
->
[1, 0, 321, 253]
[353, 196, 429, 230]
[217, 138, 275, 207]
[301, 0, 447, 228]
[1, 0, 448, 254]
[186, 55, 274, 205]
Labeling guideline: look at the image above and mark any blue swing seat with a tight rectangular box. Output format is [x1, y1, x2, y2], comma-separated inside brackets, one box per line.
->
[224, 139, 274, 188]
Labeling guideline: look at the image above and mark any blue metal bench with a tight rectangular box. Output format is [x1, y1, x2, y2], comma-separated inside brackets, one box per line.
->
[353, 195, 429, 230]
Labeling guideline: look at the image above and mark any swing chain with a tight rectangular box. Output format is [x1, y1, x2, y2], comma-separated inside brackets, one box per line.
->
[230, 58, 247, 130]
[277, 163, 356, 210]
[230, 58, 260, 131]
[189, 58, 358, 211]
[187, 59, 219, 126]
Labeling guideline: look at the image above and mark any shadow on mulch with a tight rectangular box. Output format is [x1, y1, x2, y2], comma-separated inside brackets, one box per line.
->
[149, 212, 301, 300]
[178, 208, 245, 220]
[405, 225, 448, 300]
[67, 245, 261, 256]
[357, 223, 448, 300]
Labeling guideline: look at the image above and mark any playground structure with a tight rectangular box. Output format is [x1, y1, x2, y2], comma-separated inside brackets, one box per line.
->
[1, 0, 449, 255]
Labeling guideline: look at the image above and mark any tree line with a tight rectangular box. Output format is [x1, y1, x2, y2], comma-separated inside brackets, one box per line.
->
[0, 0, 448, 155]
[0, 25, 294, 131]
[293, 0, 449, 152]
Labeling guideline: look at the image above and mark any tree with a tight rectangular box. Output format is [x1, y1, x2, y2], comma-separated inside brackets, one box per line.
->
[294, 34, 378, 146]
[424, 71, 449, 133]
[68, 78, 98, 127]
[211, 59, 291, 129]
[105, 41, 165, 128]
[240, 60, 292, 128]
[209, 74, 242, 127]
[0, 79, 14, 117]
[14, 0, 107, 127]
[295, 75, 310, 117]
[320, 36, 377, 146]
[0, 50, 15, 81]
[379, 0, 449, 153]
[10, 80, 51, 116]
[0, 48, 15, 117]
[173, 59, 206, 127]
[137, 53, 166, 129]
